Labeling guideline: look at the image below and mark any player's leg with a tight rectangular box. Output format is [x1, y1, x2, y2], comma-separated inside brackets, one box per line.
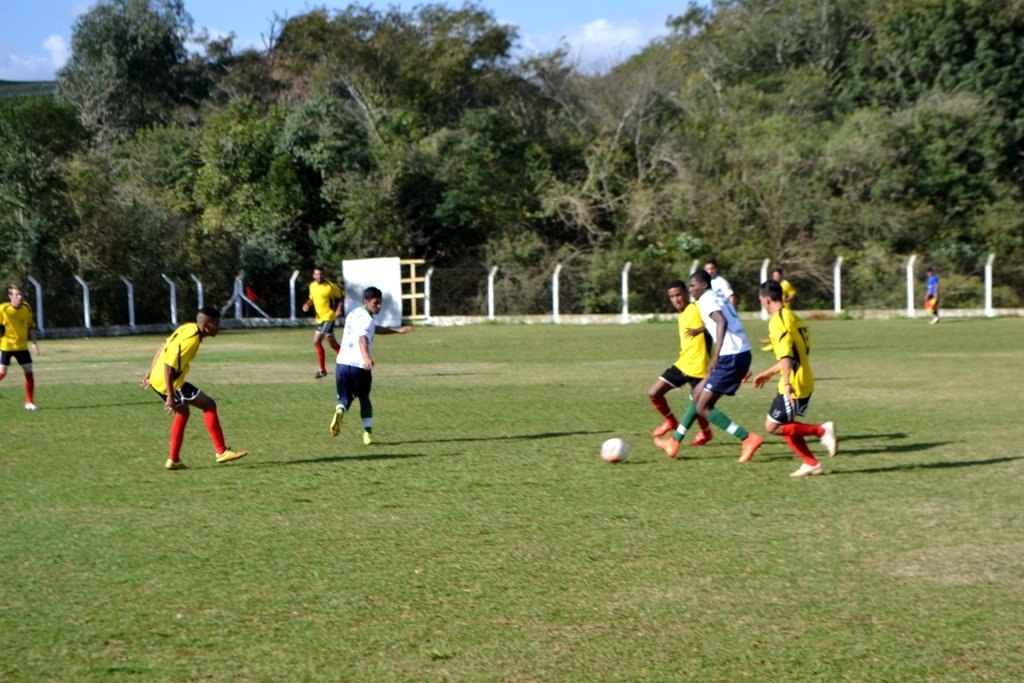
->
[187, 386, 247, 463]
[696, 352, 762, 461]
[330, 365, 353, 436]
[166, 402, 190, 470]
[19, 353, 36, 409]
[648, 371, 678, 436]
[653, 378, 709, 457]
[355, 370, 374, 445]
[312, 328, 328, 377]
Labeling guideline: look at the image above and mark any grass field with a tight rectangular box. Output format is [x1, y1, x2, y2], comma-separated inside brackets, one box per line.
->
[1, 318, 1022, 681]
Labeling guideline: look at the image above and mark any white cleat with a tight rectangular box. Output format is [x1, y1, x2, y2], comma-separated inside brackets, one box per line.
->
[820, 421, 837, 457]
[790, 462, 824, 478]
[24, 402, 38, 411]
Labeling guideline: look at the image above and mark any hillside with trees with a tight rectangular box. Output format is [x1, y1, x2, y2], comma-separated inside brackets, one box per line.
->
[2, 0, 1023, 326]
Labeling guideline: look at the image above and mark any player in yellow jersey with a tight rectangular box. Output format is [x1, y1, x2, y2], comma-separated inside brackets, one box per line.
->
[302, 266, 344, 378]
[0, 285, 40, 410]
[761, 268, 796, 351]
[751, 280, 837, 478]
[647, 280, 714, 447]
[142, 306, 248, 470]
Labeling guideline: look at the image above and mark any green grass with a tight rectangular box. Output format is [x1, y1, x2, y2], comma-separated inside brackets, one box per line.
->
[2, 319, 1022, 681]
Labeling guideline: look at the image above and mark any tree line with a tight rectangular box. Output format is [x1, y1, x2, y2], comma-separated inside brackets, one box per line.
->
[2, 0, 1023, 326]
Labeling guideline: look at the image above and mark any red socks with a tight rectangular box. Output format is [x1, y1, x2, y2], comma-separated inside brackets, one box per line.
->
[315, 345, 326, 372]
[203, 407, 227, 453]
[649, 394, 673, 420]
[25, 372, 34, 404]
[777, 422, 823, 439]
[696, 415, 710, 431]
[169, 413, 188, 461]
[784, 435, 819, 466]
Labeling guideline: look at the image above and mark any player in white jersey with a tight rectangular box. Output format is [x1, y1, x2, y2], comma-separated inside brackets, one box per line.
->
[703, 258, 736, 307]
[330, 286, 413, 444]
[654, 269, 764, 462]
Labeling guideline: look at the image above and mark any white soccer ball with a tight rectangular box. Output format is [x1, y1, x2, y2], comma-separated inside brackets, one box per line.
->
[600, 438, 629, 463]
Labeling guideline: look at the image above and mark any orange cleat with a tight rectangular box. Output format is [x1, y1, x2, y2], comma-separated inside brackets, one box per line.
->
[690, 430, 713, 447]
[651, 418, 678, 437]
[738, 433, 764, 463]
[653, 434, 681, 459]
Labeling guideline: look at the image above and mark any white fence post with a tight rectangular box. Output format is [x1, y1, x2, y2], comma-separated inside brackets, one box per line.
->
[26, 275, 43, 336]
[688, 259, 699, 276]
[833, 256, 844, 315]
[759, 258, 771, 320]
[424, 267, 434, 320]
[487, 266, 498, 320]
[985, 253, 995, 317]
[189, 274, 204, 311]
[119, 276, 136, 329]
[73, 275, 92, 330]
[161, 274, 178, 326]
[288, 269, 300, 321]
[552, 263, 562, 324]
[620, 262, 632, 324]
[905, 254, 918, 318]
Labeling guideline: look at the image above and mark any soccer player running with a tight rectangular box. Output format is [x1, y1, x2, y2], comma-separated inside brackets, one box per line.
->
[924, 267, 940, 324]
[330, 287, 413, 445]
[302, 266, 345, 378]
[761, 267, 796, 351]
[751, 280, 837, 477]
[654, 269, 763, 461]
[0, 285, 40, 410]
[648, 280, 714, 446]
[142, 306, 247, 470]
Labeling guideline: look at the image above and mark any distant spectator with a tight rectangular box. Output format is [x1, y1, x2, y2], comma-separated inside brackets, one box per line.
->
[924, 267, 940, 324]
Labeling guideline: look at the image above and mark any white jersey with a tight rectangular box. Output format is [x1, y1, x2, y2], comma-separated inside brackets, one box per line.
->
[336, 306, 376, 368]
[709, 275, 734, 300]
[697, 288, 751, 356]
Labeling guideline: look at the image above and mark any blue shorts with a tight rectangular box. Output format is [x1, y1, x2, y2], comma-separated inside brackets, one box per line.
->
[335, 364, 372, 409]
[703, 351, 751, 397]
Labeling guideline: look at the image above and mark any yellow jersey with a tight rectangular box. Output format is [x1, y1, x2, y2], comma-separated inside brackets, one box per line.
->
[674, 301, 709, 378]
[768, 307, 814, 398]
[0, 302, 35, 352]
[308, 280, 343, 324]
[149, 323, 204, 394]
[780, 279, 797, 308]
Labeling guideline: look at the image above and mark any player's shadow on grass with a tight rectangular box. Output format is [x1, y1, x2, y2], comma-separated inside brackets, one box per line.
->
[389, 429, 607, 446]
[261, 452, 428, 466]
[831, 455, 1022, 475]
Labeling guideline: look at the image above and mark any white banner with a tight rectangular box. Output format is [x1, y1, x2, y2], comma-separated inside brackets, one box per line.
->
[341, 257, 403, 327]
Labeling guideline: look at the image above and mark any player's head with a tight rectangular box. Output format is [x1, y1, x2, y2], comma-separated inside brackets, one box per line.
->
[703, 259, 719, 278]
[926, 267, 934, 276]
[688, 269, 711, 299]
[7, 285, 24, 306]
[196, 305, 222, 337]
[312, 267, 325, 282]
[362, 286, 383, 314]
[771, 267, 784, 281]
[759, 279, 783, 304]
[666, 279, 688, 310]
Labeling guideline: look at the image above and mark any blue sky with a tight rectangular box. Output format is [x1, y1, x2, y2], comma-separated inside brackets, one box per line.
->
[0, 1, 685, 81]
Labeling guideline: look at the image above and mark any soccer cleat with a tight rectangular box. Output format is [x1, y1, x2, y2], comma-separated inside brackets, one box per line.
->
[24, 402, 38, 410]
[362, 431, 373, 445]
[738, 433, 764, 463]
[789, 462, 824, 478]
[820, 421, 838, 457]
[930, 317, 940, 325]
[329, 407, 345, 437]
[653, 434, 681, 459]
[651, 418, 678, 437]
[165, 459, 188, 470]
[690, 430, 713, 447]
[215, 449, 248, 463]
[315, 370, 328, 379]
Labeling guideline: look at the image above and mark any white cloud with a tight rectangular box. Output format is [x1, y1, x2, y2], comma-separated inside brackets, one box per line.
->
[43, 34, 69, 68]
[515, 16, 669, 73]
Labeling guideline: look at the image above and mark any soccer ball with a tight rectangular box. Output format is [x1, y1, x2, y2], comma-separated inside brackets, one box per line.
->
[600, 438, 629, 463]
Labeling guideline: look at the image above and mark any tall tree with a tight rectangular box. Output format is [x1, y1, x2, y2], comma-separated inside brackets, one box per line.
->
[57, 0, 193, 144]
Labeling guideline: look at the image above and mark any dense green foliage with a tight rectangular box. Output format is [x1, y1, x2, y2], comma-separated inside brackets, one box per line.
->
[4, 0, 1024, 324]
[2, 320, 1023, 679]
